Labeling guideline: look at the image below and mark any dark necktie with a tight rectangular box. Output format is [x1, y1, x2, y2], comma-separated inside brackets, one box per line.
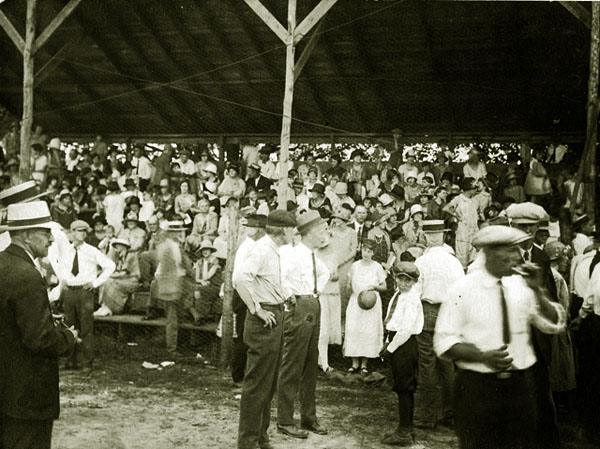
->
[499, 280, 511, 344]
[384, 292, 400, 327]
[71, 249, 79, 276]
[311, 252, 318, 295]
[523, 250, 530, 262]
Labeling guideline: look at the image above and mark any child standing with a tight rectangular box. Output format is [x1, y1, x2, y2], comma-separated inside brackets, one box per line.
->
[380, 261, 423, 446]
[343, 239, 387, 373]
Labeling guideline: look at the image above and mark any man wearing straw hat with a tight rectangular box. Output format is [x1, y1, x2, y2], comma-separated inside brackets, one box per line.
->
[413, 220, 464, 429]
[233, 210, 296, 449]
[435, 225, 566, 449]
[277, 210, 330, 439]
[0, 201, 78, 449]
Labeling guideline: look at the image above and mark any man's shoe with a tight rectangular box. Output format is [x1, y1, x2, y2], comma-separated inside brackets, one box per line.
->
[413, 419, 437, 430]
[277, 425, 308, 439]
[381, 429, 413, 446]
[301, 421, 328, 435]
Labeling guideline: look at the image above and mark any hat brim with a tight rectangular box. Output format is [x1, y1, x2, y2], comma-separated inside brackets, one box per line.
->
[199, 246, 217, 252]
[0, 222, 55, 232]
[423, 228, 450, 233]
[510, 218, 539, 224]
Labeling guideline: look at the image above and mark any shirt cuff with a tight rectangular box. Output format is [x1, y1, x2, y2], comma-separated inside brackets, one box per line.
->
[433, 334, 463, 361]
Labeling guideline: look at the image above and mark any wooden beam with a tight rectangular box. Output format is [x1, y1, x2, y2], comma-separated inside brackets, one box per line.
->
[559, 1, 592, 30]
[294, 0, 337, 44]
[33, 0, 82, 54]
[19, 0, 36, 180]
[34, 36, 83, 87]
[278, 0, 296, 209]
[243, 0, 288, 44]
[220, 201, 238, 369]
[294, 19, 323, 82]
[0, 10, 25, 54]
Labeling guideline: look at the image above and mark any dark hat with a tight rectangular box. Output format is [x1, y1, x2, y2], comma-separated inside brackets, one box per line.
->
[127, 196, 141, 206]
[266, 210, 296, 228]
[310, 183, 325, 195]
[307, 166, 318, 175]
[243, 214, 267, 228]
[227, 162, 240, 173]
[460, 177, 476, 191]
[248, 163, 260, 171]
[293, 178, 305, 188]
[121, 161, 132, 170]
[31, 143, 43, 152]
[97, 185, 108, 195]
[91, 214, 106, 226]
[361, 238, 377, 250]
[124, 178, 136, 187]
[286, 200, 298, 212]
[422, 219, 450, 233]
[392, 261, 420, 280]
[440, 171, 454, 182]
[390, 185, 405, 199]
[107, 181, 120, 192]
[572, 214, 590, 231]
[296, 209, 325, 235]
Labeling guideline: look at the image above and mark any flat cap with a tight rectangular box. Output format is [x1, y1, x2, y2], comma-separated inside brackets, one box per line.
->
[70, 220, 91, 232]
[472, 225, 530, 249]
[392, 261, 420, 280]
[296, 209, 325, 234]
[266, 210, 296, 228]
[243, 214, 267, 228]
[506, 202, 547, 224]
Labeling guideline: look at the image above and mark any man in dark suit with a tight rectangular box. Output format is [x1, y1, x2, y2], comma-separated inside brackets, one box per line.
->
[0, 201, 77, 449]
[352, 205, 371, 260]
[245, 163, 272, 192]
[507, 202, 560, 449]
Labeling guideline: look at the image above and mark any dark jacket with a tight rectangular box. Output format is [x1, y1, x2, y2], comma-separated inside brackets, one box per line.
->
[246, 175, 272, 192]
[0, 244, 75, 420]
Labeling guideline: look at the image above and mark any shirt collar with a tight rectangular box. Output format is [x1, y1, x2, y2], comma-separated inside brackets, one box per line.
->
[478, 268, 502, 288]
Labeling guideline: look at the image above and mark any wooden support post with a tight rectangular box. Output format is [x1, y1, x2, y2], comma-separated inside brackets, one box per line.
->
[219, 135, 226, 174]
[220, 202, 239, 369]
[32, 0, 82, 54]
[277, 0, 297, 210]
[19, 0, 36, 181]
[0, 10, 25, 54]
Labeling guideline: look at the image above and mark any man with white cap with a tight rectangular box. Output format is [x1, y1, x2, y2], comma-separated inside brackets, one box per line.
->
[277, 210, 330, 439]
[506, 201, 561, 449]
[413, 220, 464, 429]
[435, 225, 566, 449]
[59, 220, 115, 372]
[0, 201, 78, 449]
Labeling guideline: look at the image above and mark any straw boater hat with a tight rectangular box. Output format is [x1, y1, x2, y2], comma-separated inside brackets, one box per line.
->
[160, 220, 188, 231]
[0, 201, 55, 231]
[70, 220, 91, 233]
[572, 214, 590, 232]
[422, 219, 450, 233]
[110, 238, 131, 248]
[0, 181, 52, 209]
[333, 182, 348, 195]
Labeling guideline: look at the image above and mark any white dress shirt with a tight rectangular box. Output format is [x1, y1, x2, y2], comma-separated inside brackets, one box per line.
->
[384, 287, 424, 353]
[176, 158, 197, 176]
[414, 246, 465, 304]
[434, 268, 566, 373]
[579, 264, 600, 319]
[573, 233, 593, 256]
[280, 242, 330, 296]
[132, 156, 153, 180]
[570, 251, 595, 298]
[232, 236, 257, 288]
[259, 160, 276, 180]
[59, 242, 116, 288]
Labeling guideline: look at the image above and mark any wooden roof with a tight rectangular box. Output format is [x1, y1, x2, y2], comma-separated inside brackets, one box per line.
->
[0, 0, 592, 141]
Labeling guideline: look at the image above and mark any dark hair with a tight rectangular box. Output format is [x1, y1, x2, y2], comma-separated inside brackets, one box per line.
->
[265, 225, 285, 237]
[400, 251, 416, 262]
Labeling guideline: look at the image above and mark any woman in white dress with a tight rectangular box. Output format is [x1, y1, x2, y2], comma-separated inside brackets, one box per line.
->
[343, 239, 387, 374]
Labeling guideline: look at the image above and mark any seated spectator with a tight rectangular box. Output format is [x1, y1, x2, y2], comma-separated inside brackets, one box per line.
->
[245, 163, 271, 192]
[432, 151, 451, 182]
[330, 182, 356, 210]
[462, 148, 487, 180]
[308, 182, 332, 217]
[87, 215, 107, 248]
[139, 190, 156, 222]
[217, 162, 246, 203]
[398, 150, 419, 185]
[325, 154, 346, 181]
[119, 212, 147, 252]
[187, 197, 219, 247]
[366, 172, 383, 198]
[305, 166, 319, 192]
[174, 180, 197, 219]
[51, 189, 78, 229]
[98, 224, 116, 254]
[404, 171, 421, 203]
[187, 240, 222, 323]
[154, 179, 175, 219]
[95, 238, 141, 316]
[292, 178, 309, 211]
[240, 186, 259, 210]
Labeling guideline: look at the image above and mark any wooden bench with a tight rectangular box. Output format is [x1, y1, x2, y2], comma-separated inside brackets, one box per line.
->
[94, 314, 218, 339]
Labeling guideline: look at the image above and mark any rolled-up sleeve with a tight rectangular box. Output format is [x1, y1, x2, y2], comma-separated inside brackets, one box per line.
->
[434, 292, 465, 360]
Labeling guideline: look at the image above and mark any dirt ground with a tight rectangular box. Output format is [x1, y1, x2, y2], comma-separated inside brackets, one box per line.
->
[51, 335, 589, 449]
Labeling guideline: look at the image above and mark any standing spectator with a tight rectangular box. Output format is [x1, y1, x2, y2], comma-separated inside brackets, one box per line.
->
[151, 144, 173, 187]
[525, 147, 552, 207]
[413, 220, 464, 429]
[398, 150, 419, 185]
[426, 186, 448, 220]
[462, 148, 487, 180]
[95, 238, 141, 316]
[30, 143, 48, 187]
[277, 210, 330, 438]
[404, 171, 421, 203]
[380, 262, 424, 446]
[442, 177, 478, 267]
[344, 239, 386, 373]
[154, 179, 175, 219]
[571, 214, 594, 256]
[0, 201, 77, 449]
[103, 181, 125, 234]
[92, 135, 108, 160]
[51, 189, 78, 229]
[432, 151, 452, 183]
[131, 145, 153, 191]
[352, 204, 370, 257]
[329, 205, 358, 306]
[60, 220, 115, 372]
[86, 215, 106, 248]
[233, 210, 296, 449]
[292, 178, 309, 211]
[434, 225, 565, 449]
[258, 146, 276, 181]
[472, 178, 492, 222]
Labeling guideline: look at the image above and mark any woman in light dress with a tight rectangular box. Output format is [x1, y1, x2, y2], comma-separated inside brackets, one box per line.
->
[343, 239, 387, 374]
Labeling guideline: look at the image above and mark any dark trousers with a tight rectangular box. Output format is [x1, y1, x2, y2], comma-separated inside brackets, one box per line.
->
[277, 295, 321, 427]
[62, 287, 95, 368]
[238, 304, 284, 449]
[455, 368, 537, 449]
[416, 302, 454, 425]
[0, 414, 53, 449]
[576, 315, 600, 443]
[390, 335, 419, 430]
[532, 363, 560, 449]
[232, 307, 248, 384]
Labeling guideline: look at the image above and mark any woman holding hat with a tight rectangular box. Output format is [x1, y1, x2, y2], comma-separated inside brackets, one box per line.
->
[188, 239, 222, 323]
[344, 238, 386, 373]
[95, 238, 141, 317]
[442, 177, 478, 267]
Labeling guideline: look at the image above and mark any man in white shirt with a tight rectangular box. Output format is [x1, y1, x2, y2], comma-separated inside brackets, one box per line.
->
[413, 220, 464, 429]
[231, 214, 266, 386]
[572, 214, 594, 256]
[434, 226, 565, 449]
[131, 145, 153, 191]
[277, 210, 330, 439]
[60, 220, 115, 372]
[258, 147, 276, 181]
[380, 262, 423, 446]
[175, 149, 196, 177]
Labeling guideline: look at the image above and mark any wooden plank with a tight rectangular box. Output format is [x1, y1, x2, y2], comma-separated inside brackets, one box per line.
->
[33, 0, 82, 54]
[294, 0, 337, 44]
[278, 0, 296, 209]
[94, 314, 218, 333]
[294, 19, 323, 82]
[34, 36, 83, 88]
[243, 0, 288, 44]
[220, 202, 238, 369]
[559, 1, 592, 30]
[0, 10, 24, 54]
[19, 0, 36, 181]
